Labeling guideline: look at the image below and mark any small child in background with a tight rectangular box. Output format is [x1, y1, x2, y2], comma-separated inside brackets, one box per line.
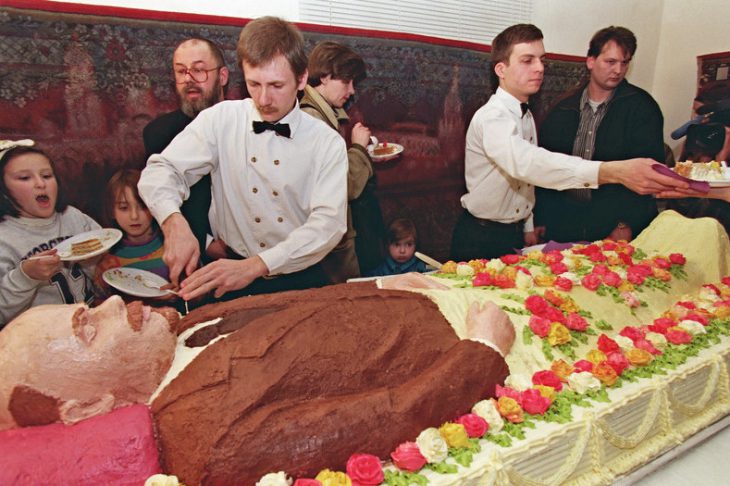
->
[0, 140, 100, 328]
[94, 169, 170, 301]
[365, 218, 429, 277]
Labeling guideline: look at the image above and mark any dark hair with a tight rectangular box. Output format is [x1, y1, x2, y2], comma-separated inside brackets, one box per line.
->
[0, 146, 68, 221]
[103, 169, 147, 228]
[307, 41, 367, 87]
[174, 36, 226, 69]
[490, 24, 543, 89]
[387, 218, 418, 245]
[237, 16, 307, 80]
[587, 26, 636, 59]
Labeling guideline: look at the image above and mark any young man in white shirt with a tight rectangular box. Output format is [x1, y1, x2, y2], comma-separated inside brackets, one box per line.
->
[138, 17, 348, 301]
[451, 23, 687, 261]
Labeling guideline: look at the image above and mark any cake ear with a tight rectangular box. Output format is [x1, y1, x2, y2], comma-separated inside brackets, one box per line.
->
[72, 307, 97, 345]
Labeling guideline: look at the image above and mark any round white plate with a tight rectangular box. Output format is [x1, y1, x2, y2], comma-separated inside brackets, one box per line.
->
[102, 267, 171, 298]
[55, 228, 122, 262]
[368, 142, 404, 162]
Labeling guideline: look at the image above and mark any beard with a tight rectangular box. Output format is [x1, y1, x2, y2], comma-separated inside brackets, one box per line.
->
[178, 76, 222, 118]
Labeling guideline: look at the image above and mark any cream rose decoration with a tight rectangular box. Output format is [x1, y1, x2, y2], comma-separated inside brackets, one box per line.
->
[471, 398, 504, 434]
[415, 427, 449, 463]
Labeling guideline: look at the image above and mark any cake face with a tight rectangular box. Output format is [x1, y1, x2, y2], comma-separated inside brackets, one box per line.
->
[0, 296, 178, 430]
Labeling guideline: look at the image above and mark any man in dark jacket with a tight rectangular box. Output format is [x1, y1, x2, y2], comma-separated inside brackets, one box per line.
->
[142, 37, 229, 256]
[535, 26, 664, 243]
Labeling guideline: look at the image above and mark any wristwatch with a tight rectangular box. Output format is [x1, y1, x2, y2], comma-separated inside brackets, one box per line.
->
[616, 222, 628, 230]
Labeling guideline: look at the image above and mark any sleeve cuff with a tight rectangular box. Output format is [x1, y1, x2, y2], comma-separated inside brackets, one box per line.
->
[467, 337, 505, 357]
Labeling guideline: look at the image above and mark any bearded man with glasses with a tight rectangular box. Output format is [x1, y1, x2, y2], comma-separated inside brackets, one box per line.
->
[143, 37, 230, 259]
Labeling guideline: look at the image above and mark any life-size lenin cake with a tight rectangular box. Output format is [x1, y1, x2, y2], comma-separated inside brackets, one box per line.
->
[0, 279, 512, 485]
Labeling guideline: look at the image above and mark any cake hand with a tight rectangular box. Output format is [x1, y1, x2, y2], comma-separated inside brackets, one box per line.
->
[465, 301, 515, 356]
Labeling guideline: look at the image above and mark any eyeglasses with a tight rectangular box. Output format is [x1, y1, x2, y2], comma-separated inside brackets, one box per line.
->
[174, 66, 222, 84]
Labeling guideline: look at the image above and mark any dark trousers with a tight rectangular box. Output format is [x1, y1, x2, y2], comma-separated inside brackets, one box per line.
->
[216, 260, 329, 302]
[450, 210, 525, 261]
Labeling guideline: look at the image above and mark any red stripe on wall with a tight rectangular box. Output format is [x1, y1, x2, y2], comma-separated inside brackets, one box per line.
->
[2, 0, 586, 61]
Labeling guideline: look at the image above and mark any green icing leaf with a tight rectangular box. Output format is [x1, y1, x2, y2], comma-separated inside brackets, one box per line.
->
[384, 470, 428, 486]
[523, 326, 535, 345]
[485, 433, 513, 447]
[450, 447, 474, 467]
[595, 319, 613, 331]
[426, 462, 458, 474]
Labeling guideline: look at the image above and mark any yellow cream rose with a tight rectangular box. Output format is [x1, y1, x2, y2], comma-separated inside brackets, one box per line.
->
[547, 322, 571, 346]
[315, 470, 352, 486]
[438, 422, 470, 448]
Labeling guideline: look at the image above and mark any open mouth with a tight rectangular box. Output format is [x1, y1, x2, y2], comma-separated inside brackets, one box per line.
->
[36, 195, 49, 204]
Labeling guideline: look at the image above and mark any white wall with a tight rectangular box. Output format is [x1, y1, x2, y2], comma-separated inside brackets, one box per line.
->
[654, 0, 730, 155]
[532, 0, 663, 96]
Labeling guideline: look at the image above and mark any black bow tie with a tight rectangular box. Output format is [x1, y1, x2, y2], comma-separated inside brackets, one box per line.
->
[520, 103, 531, 117]
[252, 120, 291, 138]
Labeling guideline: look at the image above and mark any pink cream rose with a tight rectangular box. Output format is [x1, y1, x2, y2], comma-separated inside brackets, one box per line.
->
[500, 254, 523, 265]
[543, 251, 564, 264]
[588, 252, 607, 263]
[294, 480, 323, 486]
[722, 276, 730, 286]
[455, 413, 489, 438]
[592, 264, 610, 276]
[525, 295, 549, 315]
[529, 315, 551, 338]
[565, 312, 588, 331]
[554, 276, 573, 291]
[582, 273, 602, 291]
[346, 454, 383, 486]
[574, 360, 594, 373]
[597, 334, 620, 354]
[648, 317, 676, 334]
[520, 388, 551, 415]
[390, 442, 427, 472]
[606, 351, 630, 375]
[495, 384, 522, 402]
[542, 306, 567, 324]
[532, 370, 563, 391]
[493, 274, 516, 289]
[665, 328, 693, 345]
[669, 253, 686, 265]
[634, 338, 661, 355]
[653, 257, 671, 269]
[685, 313, 709, 326]
[619, 326, 645, 343]
[603, 272, 622, 288]
[549, 262, 569, 275]
[472, 272, 493, 287]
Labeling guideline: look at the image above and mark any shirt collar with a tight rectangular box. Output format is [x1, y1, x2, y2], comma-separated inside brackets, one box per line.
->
[251, 99, 303, 138]
[580, 86, 616, 110]
[495, 87, 527, 118]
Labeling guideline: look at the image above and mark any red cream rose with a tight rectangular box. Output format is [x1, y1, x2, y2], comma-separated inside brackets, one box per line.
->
[532, 370, 563, 391]
[455, 413, 489, 438]
[390, 442, 427, 473]
[346, 454, 383, 486]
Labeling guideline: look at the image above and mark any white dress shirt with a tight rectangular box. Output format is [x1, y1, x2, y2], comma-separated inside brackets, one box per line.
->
[138, 99, 348, 276]
[461, 87, 601, 232]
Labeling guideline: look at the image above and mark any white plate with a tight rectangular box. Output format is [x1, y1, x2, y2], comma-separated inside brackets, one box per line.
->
[55, 228, 123, 261]
[102, 267, 171, 298]
[368, 142, 404, 162]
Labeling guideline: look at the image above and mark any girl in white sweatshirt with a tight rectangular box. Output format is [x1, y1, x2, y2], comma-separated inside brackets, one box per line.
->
[0, 140, 100, 328]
